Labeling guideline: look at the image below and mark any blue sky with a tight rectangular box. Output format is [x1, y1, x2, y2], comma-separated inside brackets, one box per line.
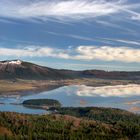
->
[0, 0, 140, 71]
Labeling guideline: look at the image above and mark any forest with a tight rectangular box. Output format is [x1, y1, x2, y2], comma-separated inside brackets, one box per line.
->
[0, 107, 140, 140]
[23, 99, 61, 108]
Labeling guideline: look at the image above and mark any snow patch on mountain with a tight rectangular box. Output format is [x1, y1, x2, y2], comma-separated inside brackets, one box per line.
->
[0, 60, 22, 65]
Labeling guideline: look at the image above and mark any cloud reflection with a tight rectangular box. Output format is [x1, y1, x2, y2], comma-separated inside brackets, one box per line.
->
[76, 84, 140, 97]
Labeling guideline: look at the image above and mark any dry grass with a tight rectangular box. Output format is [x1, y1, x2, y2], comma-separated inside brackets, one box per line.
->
[0, 126, 12, 136]
[0, 80, 36, 93]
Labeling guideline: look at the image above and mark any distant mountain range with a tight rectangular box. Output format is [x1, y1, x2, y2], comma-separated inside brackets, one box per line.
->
[0, 60, 139, 80]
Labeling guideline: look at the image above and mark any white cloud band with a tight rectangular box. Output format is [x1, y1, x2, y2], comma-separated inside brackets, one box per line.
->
[75, 46, 140, 62]
[0, 45, 140, 63]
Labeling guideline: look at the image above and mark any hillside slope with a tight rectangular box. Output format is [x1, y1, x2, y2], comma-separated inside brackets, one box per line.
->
[0, 107, 140, 140]
[0, 60, 81, 80]
[0, 60, 139, 80]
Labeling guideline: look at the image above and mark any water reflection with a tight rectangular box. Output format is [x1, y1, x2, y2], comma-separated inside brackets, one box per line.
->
[0, 84, 140, 114]
[76, 84, 140, 97]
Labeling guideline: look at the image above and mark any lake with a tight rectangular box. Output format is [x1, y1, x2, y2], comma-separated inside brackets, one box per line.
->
[0, 84, 140, 114]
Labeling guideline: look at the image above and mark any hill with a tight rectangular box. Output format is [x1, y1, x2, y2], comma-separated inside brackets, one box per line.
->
[0, 59, 139, 80]
[0, 107, 140, 140]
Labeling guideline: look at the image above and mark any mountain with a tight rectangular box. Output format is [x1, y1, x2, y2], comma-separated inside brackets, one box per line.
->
[0, 60, 139, 80]
[0, 60, 82, 80]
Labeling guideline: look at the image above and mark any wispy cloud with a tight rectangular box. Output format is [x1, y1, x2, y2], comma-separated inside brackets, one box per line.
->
[131, 15, 140, 21]
[0, 18, 17, 24]
[99, 38, 140, 46]
[0, 36, 45, 45]
[45, 31, 140, 46]
[0, 0, 139, 22]
[113, 39, 140, 46]
[95, 19, 138, 35]
[0, 45, 140, 63]
[45, 31, 114, 45]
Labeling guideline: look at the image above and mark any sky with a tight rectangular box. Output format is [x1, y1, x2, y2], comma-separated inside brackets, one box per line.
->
[0, 0, 140, 71]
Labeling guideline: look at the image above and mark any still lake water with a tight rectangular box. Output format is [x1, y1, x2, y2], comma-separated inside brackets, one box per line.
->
[0, 84, 140, 114]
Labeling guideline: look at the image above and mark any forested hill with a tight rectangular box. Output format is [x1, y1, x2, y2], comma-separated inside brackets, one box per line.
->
[0, 107, 140, 140]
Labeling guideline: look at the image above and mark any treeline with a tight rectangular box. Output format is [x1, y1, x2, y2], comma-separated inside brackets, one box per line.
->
[57, 107, 140, 123]
[0, 107, 140, 140]
[23, 99, 61, 108]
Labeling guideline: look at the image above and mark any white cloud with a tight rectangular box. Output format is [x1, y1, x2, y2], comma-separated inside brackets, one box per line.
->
[0, 45, 140, 63]
[0, 46, 70, 59]
[76, 84, 140, 97]
[75, 46, 140, 62]
[0, 0, 138, 22]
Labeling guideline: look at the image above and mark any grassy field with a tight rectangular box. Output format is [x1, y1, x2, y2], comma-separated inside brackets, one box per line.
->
[0, 80, 36, 94]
